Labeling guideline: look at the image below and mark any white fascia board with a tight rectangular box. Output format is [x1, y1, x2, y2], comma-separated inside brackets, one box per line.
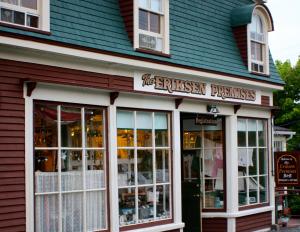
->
[0, 36, 283, 91]
[274, 131, 296, 136]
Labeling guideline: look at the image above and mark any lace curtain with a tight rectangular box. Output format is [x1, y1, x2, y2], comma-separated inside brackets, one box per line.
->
[35, 171, 105, 232]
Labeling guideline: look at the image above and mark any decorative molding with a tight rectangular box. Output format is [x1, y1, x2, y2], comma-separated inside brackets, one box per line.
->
[26, 81, 37, 97]
[110, 92, 119, 105]
[175, 98, 183, 109]
[234, 105, 241, 114]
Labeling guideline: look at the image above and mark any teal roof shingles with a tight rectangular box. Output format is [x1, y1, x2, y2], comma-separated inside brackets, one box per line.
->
[0, 0, 284, 85]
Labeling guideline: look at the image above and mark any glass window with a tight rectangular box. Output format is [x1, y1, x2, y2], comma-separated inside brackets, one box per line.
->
[117, 110, 171, 226]
[182, 117, 225, 209]
[238, 118, 268, 207]
[0, 0, 39, 28]
[34, 102, 107, 232]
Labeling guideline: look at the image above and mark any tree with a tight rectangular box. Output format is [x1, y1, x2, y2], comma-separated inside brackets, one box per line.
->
[274, 58, 300, 150]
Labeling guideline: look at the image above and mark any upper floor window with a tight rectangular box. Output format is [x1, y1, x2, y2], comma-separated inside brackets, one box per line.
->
[135, 0, 169, 54]
[248, 11, 269, 74]
[0, 0, 50, 31]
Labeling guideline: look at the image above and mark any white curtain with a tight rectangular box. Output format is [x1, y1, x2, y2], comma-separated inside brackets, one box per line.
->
[35, 171, 105, 232]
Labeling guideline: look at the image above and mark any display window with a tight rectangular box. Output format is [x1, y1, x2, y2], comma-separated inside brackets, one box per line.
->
[33, 101, 108, 232]
[238, 118, 268, 207]
[182, 117, 225, 210]
[117, 110, 172, 227]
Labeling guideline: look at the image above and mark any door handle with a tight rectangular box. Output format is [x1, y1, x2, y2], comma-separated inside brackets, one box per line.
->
[193, 194, 200, 198]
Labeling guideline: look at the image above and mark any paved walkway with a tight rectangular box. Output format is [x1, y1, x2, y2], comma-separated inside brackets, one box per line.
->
[273, 218, 300, 231]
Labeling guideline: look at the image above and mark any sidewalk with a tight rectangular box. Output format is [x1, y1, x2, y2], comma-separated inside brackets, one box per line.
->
[277, 218, 300, 231]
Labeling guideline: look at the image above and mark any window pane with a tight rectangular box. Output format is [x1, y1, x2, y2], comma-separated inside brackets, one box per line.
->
[248, 148, 257, 176]
[61, 150, 83, 191]
[118, 129, 134, 147]
[21, 0, 37, 9]
[256, 43, 263, 61]
[251, 42, 256, 60]
[156, 37, 163, 51]
[61, 106, 82, 147]
[139, 0, 148, 8]
[35, 150, 58, 193]
[35, 194, 59, 232]
[150, 12, 160, 33]
[14, 11, 25, 25]
[238, 119, 246, 147]
[248, 119, 257, 146]
[155, 113, 168, 147]
[260, 176, 268, 203]
[34, 104, 58, 147]
[86, 108, 104, 148]
[117, 110, 134, 129]
[27, 14, 38, 27]
[258, 120, 266, 146]
[249, 176, 258, 204]
[1, 8, 13, 23]
[137, 112, 152, 147]
[238, 177, 247, 206]
[118, 149, 135, 186]
[86, 150, 105, 189]
[0, 0, 18, 5]
[156, 150, 169, 183]
[259, 148, 268, 175]
[139, 9, 148, 31]
[156, 185, 170, 219]
[183, 131, 202, 149]
[62, 193, 84, 232]
[151, 0, 162, 12]
[203, 119, 223, 147]
[205, 189, 224, 209]
[238, 148, 248, 170]
[119, 188, 136, 226]
[137, 150, 153, 184]
[203, 148, 223, 178]
[138, 187, 154, 222]
[86, 191, 106, 231]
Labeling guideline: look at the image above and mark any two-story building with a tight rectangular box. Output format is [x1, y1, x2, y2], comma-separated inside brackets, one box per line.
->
[0, 0, 284, 231]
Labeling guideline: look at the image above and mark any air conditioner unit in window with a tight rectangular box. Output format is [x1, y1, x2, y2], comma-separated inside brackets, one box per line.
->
[139, 33, 162, 51]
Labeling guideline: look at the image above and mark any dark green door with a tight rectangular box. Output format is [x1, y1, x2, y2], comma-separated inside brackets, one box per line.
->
[181, 115, 202, 232]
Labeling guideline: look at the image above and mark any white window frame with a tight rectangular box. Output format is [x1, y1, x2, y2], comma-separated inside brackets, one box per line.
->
[134, 0, 170, 54]
[0, 0, 50, 31]
[33, 102, 108, 232]
[237, 118, 269, 208]
[117, 109, 173, 227]
[247, 9, 269, 75]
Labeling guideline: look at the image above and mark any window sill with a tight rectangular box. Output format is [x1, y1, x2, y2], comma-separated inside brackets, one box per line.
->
[239, 202, 269, 211]
[120, 219, 173, 231]
[123, 222, 184, 232]
[135, 48, 171, 58]
[250, 71, 270, 77]
[0, 22, 51, 35]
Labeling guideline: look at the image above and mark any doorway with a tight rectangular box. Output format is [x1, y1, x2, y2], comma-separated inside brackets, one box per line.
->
[181, 113, 225, 232]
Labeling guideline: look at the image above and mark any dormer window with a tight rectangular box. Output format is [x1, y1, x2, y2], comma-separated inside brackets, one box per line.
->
[134, 0, 169, 54]
[0, 0, 50, 32]
[249, 13, 268, 74]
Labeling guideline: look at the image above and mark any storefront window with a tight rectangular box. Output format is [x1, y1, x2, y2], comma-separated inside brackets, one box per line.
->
[182, 117, 225, 209]
[117, 110, 171, 226]
[34, 102, 107, 232]
[238, 118, 268, 207]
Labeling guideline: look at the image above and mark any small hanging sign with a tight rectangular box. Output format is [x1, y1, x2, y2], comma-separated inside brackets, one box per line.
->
[195, 115, 218, 126]
[275, 152, 300, 187]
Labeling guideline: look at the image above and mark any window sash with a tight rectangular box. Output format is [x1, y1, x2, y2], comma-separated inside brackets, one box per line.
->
[33, 103, 108, 232]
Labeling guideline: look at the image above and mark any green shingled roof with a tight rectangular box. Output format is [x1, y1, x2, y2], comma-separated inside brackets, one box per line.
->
[231, 4, 256, 27]
[0, 0, 284, 85]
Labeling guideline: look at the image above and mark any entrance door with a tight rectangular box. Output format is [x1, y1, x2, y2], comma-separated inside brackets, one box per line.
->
[181, 114, 202, 232]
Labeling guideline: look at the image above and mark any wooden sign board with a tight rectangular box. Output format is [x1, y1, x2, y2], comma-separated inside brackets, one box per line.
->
[275, 151, 300, 187]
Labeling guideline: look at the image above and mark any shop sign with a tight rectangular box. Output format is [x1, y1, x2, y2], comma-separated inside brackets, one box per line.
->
[275, 152, 300, 187]
[135, 73, 259, 104]
[195, 115, 218, 126]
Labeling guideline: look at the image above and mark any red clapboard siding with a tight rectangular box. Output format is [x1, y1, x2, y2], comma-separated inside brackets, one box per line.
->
[236, 211, 272, 232]
[261, 95, 270, 106]
[0, 59, 134, 92]
[233, 26, 248, 67]
[119, 0, 134, 43]
[0, 72, 25, 231]
[202, 218, 227, 232]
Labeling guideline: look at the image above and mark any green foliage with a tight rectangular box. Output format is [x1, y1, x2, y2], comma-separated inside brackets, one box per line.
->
[274, 58, 300, 150]
[288, 195, 300, 215]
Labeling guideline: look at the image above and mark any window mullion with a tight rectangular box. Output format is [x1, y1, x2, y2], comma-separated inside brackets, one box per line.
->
[81, 108, 87, 232]
[134, 111, 139, 223]
[57, 105, 63, 232]
[245, 119, 249, 205]
[152, 112, 157, 220]
[256, 120, 260, 203]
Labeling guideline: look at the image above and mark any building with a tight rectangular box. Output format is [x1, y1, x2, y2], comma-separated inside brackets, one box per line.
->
[274, 126, 296, 152]
[0, 0, 284, 231]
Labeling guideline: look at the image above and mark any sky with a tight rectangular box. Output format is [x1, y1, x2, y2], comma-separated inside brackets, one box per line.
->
[266, 0, 300, 65]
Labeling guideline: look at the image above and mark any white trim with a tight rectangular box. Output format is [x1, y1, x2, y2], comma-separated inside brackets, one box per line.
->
[202, 206, 274, 218]
[0, 38, 283, 91]
[227, 218, 236, 232]
[126, 222, 185, 232]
